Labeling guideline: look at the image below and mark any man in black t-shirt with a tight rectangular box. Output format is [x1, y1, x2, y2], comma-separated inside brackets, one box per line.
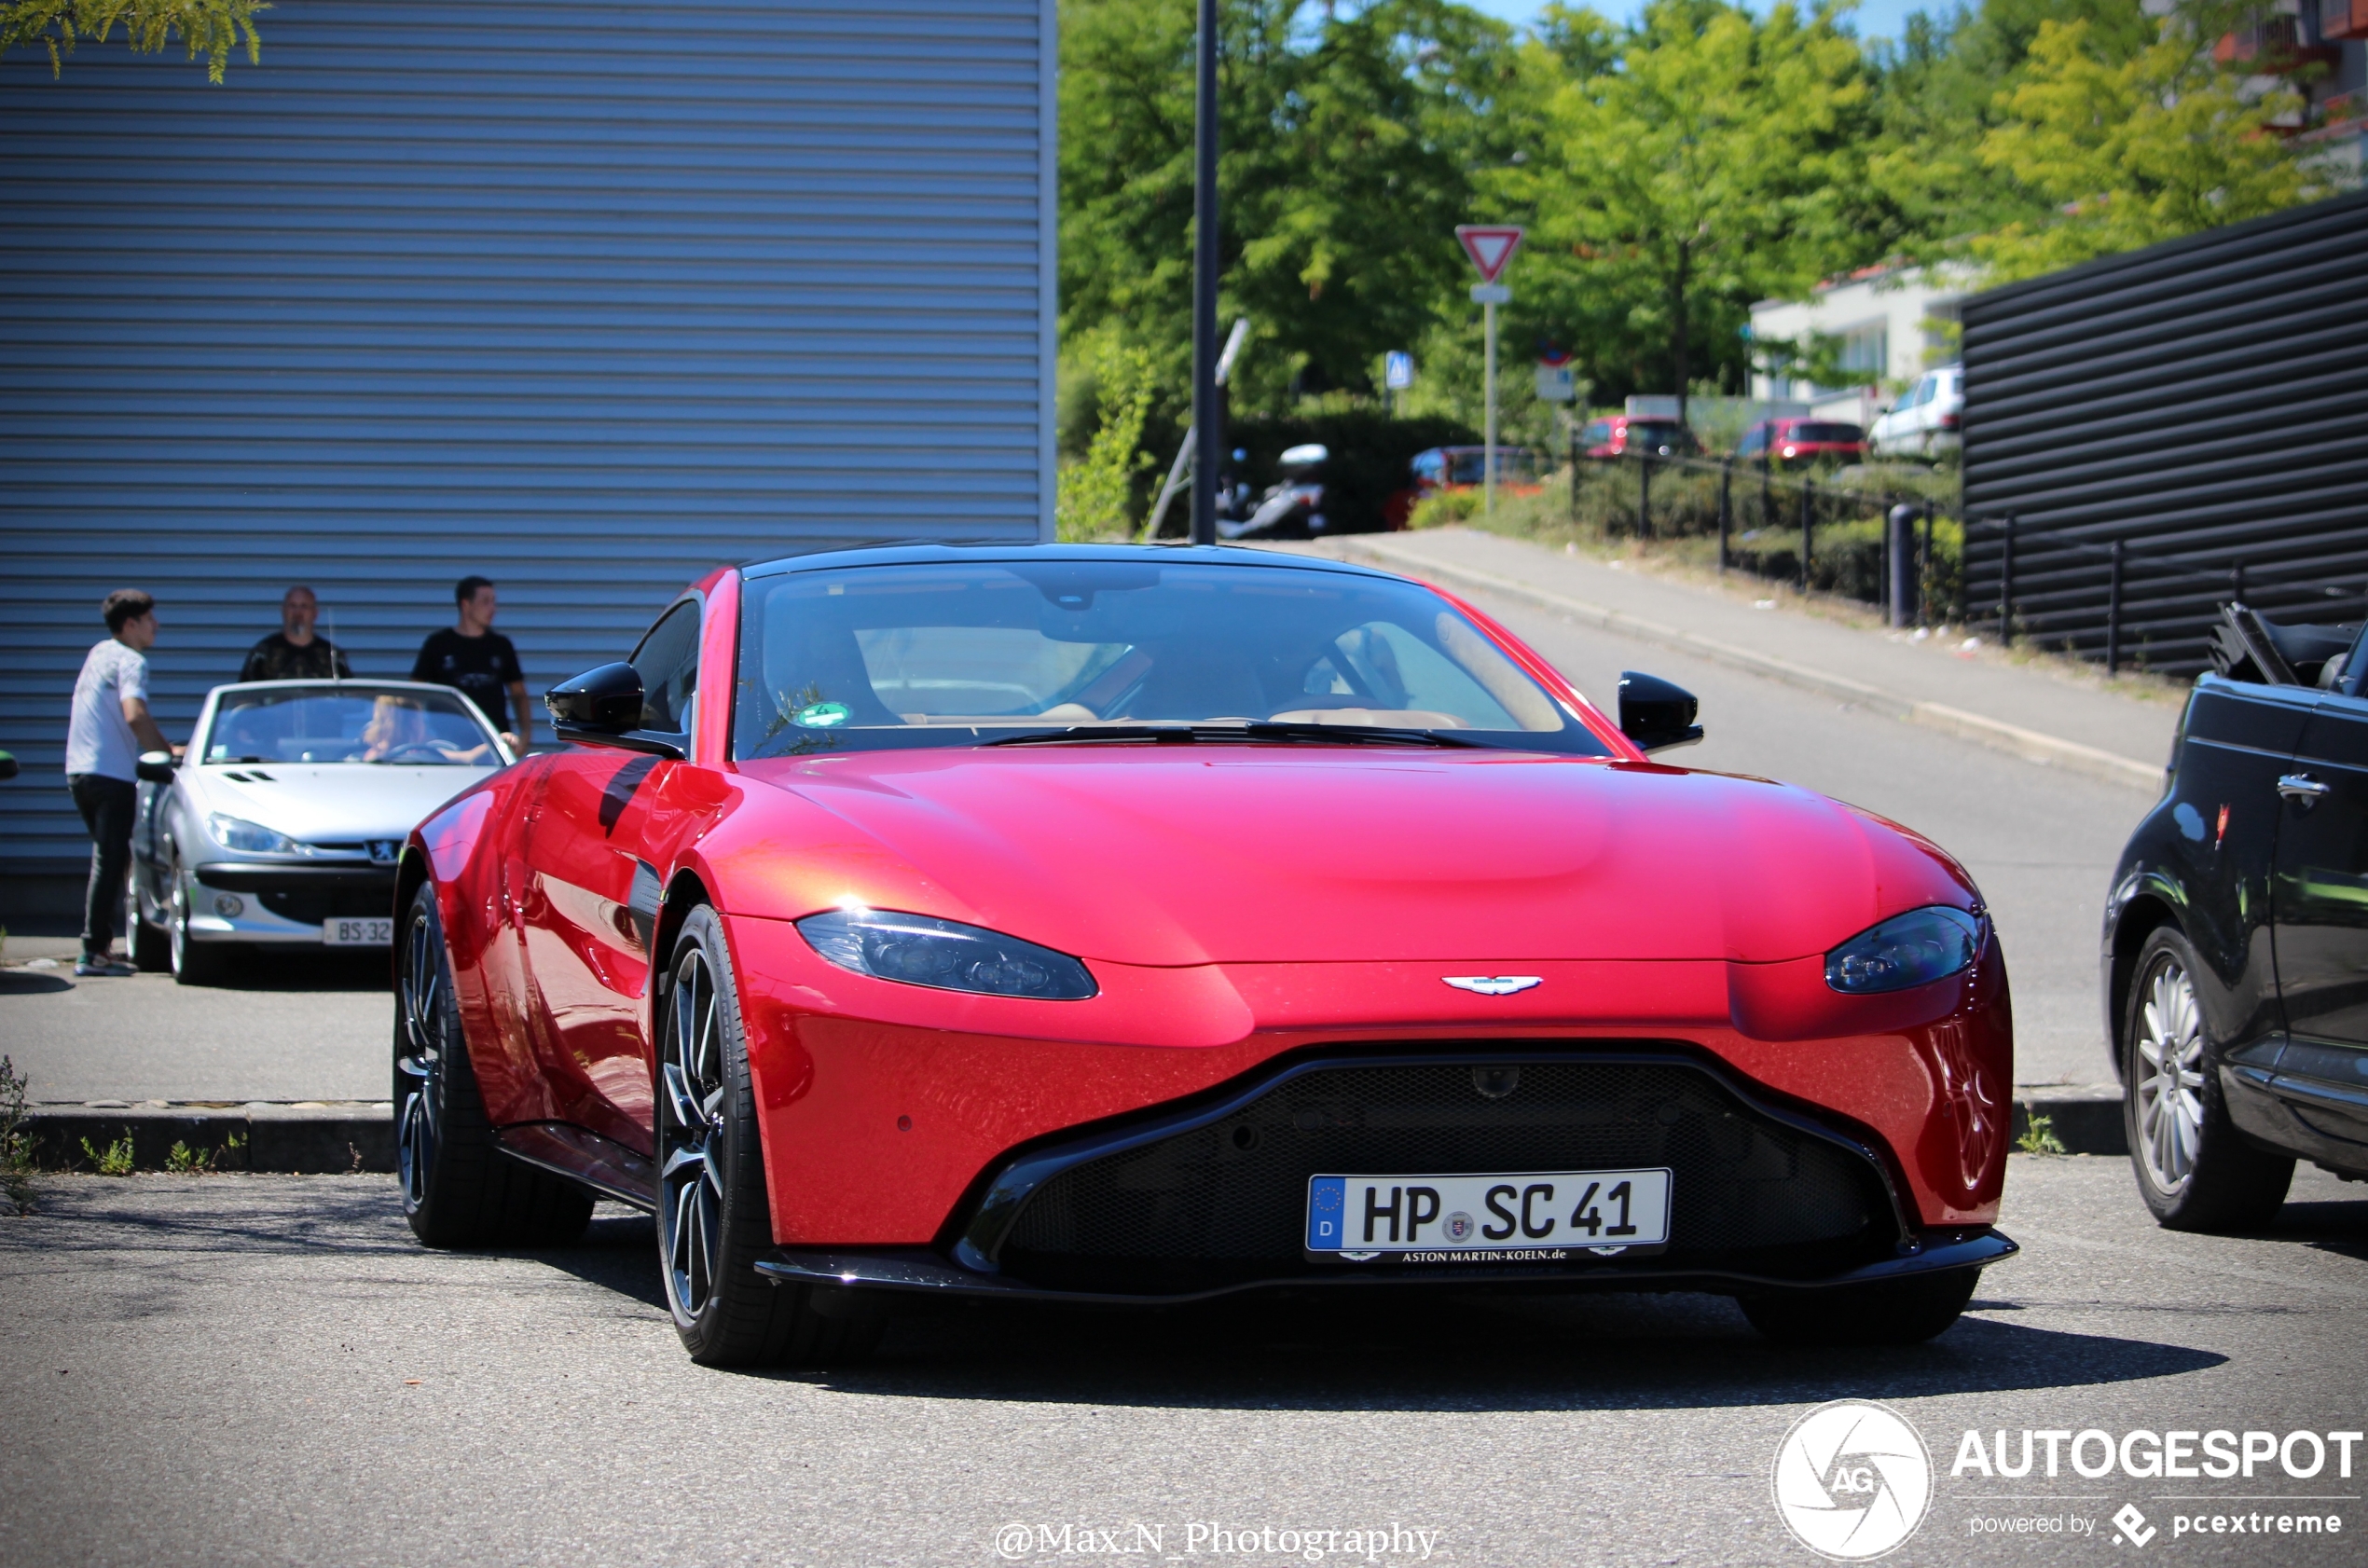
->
[411, 575, 530, 750]
[241, 585, 353, 682]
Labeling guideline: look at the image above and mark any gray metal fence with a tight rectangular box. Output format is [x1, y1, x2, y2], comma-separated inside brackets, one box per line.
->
[1961, 189, 2368, 676]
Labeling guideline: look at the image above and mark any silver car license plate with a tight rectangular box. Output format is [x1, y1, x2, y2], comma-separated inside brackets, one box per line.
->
[323, 917, 393, 947]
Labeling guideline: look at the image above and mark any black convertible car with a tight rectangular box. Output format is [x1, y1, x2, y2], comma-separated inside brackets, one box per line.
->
[2104, 605, 2368, 1228]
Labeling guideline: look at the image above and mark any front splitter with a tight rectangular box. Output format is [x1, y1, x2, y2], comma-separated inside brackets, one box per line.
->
[754, 1230, 2017, 1306]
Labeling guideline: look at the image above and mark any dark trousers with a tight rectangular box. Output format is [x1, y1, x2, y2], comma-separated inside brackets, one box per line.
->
[70, 773, 137, 958]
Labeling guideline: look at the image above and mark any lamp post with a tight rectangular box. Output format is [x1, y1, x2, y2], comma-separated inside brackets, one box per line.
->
[1189, 0, 1221, 547]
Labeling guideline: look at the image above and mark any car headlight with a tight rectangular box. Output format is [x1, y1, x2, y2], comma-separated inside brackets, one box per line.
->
[796, 908, 1096, 1000]
[1824, 905, 1985, 994]
[208, 812, 304, 856]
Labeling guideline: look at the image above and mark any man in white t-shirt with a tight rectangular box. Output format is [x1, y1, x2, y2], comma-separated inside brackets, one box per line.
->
[65, 589, 180, 977]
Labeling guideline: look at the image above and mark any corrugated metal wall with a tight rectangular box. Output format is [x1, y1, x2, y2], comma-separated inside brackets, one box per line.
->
[1961, 190, 2368, 678]
[0, 0, 1057, 873]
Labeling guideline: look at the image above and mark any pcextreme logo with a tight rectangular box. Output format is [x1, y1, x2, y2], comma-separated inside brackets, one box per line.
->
[1772, 1400, 1934, 1561]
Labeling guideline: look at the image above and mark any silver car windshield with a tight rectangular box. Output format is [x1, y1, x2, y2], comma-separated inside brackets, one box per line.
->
[203, 686, 499, 766]
[735, 559, 1607, 760]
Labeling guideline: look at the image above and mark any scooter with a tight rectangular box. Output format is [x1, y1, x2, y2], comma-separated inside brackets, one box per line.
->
[1218, 444, 1330, 541]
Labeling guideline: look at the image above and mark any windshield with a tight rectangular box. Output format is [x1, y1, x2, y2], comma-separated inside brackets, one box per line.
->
[202, 686, 502, 766]
[1792, 423, 1864, 444]
[734, 558, 1609, 759]
[1445, 450, 1535, 485]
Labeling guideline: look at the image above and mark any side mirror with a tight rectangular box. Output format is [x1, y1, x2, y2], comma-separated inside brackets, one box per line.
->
[546, 663, 644, 731]
[545, 663, 685, 759]
[1618, 672, 1703, 754]
[136, 750, 177, 784]
[0, 750, 17, 782]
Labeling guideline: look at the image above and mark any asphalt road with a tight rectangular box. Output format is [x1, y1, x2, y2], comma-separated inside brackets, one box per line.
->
[1451, 583, 2151, 1089]
[2, 1156, 2361, 1567]
[0, 949, 388, 1105]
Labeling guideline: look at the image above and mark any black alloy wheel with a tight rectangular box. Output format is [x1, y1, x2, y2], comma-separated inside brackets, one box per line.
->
[1740, 1266, 1980, 1346]
[656, 903, 881, 1367]
[2122, 926, 2292, 1231]
[394, 883, 590, 1248]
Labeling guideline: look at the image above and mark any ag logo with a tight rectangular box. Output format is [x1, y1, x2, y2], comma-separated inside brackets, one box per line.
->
[1771, 1400, 1933, 1561]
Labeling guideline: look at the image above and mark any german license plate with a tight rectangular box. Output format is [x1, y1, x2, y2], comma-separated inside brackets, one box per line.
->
[1305, 1169, 1673, 1261]
[324, 917, 393, 947]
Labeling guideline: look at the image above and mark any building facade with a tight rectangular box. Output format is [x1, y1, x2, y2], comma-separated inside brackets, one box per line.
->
[1, 1, 1059, 889]
[1746, 264, 1974, 429]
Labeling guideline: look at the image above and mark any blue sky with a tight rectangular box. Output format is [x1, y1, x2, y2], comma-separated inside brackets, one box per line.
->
[1460, 0, 1936, 47]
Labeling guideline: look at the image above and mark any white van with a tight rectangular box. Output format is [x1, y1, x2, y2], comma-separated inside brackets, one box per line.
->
[1869, 366, 1963, 460]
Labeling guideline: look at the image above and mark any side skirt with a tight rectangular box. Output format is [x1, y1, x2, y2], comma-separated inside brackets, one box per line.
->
[495, 1122, 658, 1211]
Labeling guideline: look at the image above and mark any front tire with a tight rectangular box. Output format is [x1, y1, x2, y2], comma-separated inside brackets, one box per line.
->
[167, 857, 227, 986]
[657, 903, 881, 1367]
[1741, 1267, 1978, 1346]
[126, 872, 170, 971]
[2122, 927, 2292, 1231]
[395, 883, 591, 1248]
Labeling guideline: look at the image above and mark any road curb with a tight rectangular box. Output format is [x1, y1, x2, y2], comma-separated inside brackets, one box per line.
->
[22, 1102, 393, 1173]
[2012, 1088, 2128, 1157]
[1329, 535, 2167, 794]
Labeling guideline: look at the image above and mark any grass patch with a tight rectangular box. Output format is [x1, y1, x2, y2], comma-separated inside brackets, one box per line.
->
[2016, 1112, 2069, 1157]
[80, 1134, 135, 1176]
[0, 1055, 35, 1215]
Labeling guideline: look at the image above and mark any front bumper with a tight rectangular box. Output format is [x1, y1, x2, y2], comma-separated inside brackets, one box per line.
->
[757, 1049, 2016, 1303]
[756, 1233, 2017, 1306]
[184, 861, 397, 943]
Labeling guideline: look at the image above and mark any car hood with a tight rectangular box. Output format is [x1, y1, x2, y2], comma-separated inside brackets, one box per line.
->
[725, 749, 1976, 967]
[186, 763, 499, 846]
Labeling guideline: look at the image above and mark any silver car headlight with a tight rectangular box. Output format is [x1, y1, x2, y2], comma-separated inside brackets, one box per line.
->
[208, 812, 305, 857]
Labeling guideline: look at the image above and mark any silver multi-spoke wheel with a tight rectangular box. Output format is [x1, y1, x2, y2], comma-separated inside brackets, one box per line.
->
[2133, 956, 2206, 1195]
[396, 905, 444, 1213]
[659, 944, 727, 1322]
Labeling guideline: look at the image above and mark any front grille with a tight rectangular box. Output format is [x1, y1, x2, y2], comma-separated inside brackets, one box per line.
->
[998, 1059, 1889, 1288]
[257, 887, 393, 924]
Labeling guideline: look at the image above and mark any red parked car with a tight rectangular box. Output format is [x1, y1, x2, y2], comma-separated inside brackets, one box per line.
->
[1736, 419, 1865, 467]
[394, 544, 2015, 1366]
[1579, 416, 1700, 460]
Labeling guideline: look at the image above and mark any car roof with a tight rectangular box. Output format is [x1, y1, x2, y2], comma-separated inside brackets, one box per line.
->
[740, 542, 1410, 583]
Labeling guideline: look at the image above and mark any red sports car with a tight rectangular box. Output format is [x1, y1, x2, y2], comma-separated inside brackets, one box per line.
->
[394, 544, 2014, 1366]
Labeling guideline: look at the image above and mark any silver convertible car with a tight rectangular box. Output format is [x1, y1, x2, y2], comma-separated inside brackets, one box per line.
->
[128, 681, 512, 983]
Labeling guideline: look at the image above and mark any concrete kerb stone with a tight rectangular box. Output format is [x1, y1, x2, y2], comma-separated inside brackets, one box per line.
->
[1332, 535, 2168, 794]
[22, 1102, 394, 1174]
[2012, 1086, 2128, 1157]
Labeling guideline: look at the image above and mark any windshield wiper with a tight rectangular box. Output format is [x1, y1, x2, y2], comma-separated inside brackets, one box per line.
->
[983, 722, 1480, 750]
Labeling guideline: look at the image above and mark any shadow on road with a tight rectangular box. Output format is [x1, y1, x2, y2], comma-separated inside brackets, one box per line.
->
[747, 1284, 2225, 1414]
[172, 948, 392, 993]
[0, 970, 74, 995]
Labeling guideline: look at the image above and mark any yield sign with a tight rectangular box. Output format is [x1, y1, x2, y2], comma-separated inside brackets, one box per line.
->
[1455, 225, 1525, 282]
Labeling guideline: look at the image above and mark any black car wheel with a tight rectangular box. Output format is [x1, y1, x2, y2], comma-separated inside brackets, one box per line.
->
[1740, 1267, 1978, 1346]
[2122, 927, 2292, 1231]
[395, 883, 591, 1248]
[657, 903, 881, 1367]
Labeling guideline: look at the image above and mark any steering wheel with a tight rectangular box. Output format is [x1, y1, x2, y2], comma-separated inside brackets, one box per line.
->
[381, 743, 451, 764]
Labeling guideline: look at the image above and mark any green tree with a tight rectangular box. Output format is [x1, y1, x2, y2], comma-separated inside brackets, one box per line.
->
[4, 0, 263, 83]
[1059, 0, 1512, 420]
[1970, 9, 2318, 282]
[1494, 1, 1876, 418]
[1055, 337, 1159, 540]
